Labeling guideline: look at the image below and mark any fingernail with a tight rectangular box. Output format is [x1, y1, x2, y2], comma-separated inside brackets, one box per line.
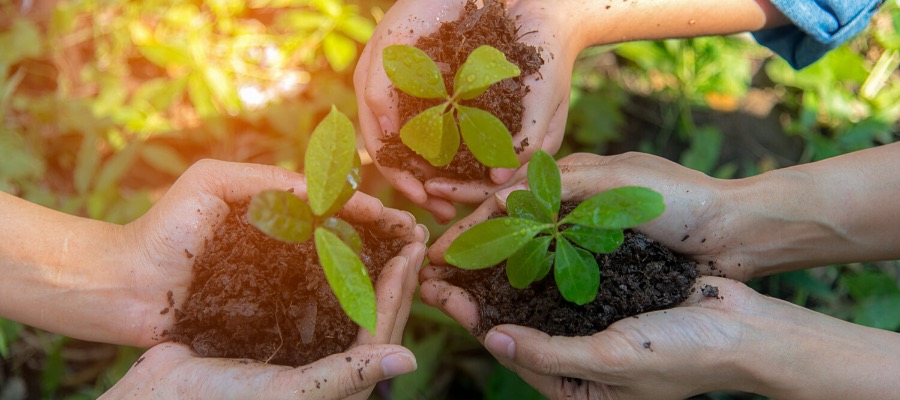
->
[417, 224, 430, 243]
[485, 331, 516, 359]
[424, 181, 453, 197]
[381, 352, 417, 378]
[490, 168, 515, 184]
[378, 116, 397, 136]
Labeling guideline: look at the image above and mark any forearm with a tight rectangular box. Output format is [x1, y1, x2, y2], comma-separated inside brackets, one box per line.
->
[724, 142, 900, 276]
[564, 0, 788, 51]
[743, 295, 900, 399]
[0, 192, 139, 344]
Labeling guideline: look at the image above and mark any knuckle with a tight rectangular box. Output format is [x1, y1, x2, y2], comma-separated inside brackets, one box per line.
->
[529, 350, 563, 375]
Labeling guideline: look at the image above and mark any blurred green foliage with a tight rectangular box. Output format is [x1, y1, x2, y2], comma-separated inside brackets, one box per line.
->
[1, 0, 898, 399]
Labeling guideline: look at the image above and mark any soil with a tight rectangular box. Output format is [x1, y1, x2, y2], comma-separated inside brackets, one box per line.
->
[376, 0, 544, 181]
[168, 201, 408, 367]
[443, 202, 700, 337]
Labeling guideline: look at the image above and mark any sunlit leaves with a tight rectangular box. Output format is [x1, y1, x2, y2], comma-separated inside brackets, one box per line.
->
[315, 228, 377, 334]
[248, 190, 314, 243]
[323, 33, 357, 72]
[457, 105, 520, 168]
[454, 45, 521, 100]
[306, 106, 357, 216]
[383, 45, 448, 99]
[320, 216, 363, 255]
[400, 104, 449, 165]
[445, 218, 553, 270]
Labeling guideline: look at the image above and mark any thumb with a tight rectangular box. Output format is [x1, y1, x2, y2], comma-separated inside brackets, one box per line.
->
[484, 325, 614, 382]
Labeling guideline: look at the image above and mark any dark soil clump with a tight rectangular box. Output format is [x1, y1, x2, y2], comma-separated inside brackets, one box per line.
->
[169, 202, 407, 367]
[376, 0, 544, 181]
[444, 203, 699, 337]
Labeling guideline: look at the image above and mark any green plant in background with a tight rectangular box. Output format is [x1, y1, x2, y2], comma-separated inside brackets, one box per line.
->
[445, 150, 665, 304]
[247, 106, 376, 333]
[382, 44, 521, 168]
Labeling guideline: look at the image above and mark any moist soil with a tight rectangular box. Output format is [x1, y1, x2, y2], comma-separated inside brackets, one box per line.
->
[444, 202, 700, 337]
[168, 202, 408, 367]
[376, 0, 544, 181]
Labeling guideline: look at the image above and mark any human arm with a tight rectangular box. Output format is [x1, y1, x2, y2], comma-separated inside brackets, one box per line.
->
[0, 159, 423, 347]
[421, 276, 900, 400]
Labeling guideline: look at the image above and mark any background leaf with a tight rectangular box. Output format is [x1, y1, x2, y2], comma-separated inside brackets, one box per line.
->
[323, 33, 356, 72]
[445, 217, 553, 270]
[305, 106, 357, 216]
[554, 239, 600, 305]
[383, 45, 448, 99]
[315, 227, 376, 334]
[562, 186, 665, 229]
[247, 190, 314, 243]
[457, 105, 520, 168]
[454, 45, 521, 100]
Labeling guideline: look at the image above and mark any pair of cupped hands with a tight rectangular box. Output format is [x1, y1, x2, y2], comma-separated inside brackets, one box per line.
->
[106, 1, 787, 398]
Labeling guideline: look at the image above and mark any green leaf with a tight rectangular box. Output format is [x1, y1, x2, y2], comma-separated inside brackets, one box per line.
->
[315, 227, 376, 334]
[94, 142, 139, 190]
[323, 33, 357, 72]
[506, 190, 552, 223]
[506, 236, 553, 289]
[203, 66, 241, 115]
[383, 45, 448, 99]
[457, 105, 520, 168]
[187, 73, 217, 118]
[0, 19, 42, 67]
[247, 190, 314, 243]
[400, 104, 451, 166]
[435, 110, 461, 166]
[454, 45, 521, 100]
[320, 151, 361, 218]
[554, 239, 600, 305]
[320, 217, 362, 255]
[140, 144, 189, 177]
[338, 15, 375, 43]
[561, 187, 665, 229]
[276, 10, 329, 31]
[527, 150, 561, 220]
[561, 225, 624, 254]
[306, 106, 357, 217]
[445, 217, 553, 270]
[853, 294, 900, 331]
[534, 252, 554, 281]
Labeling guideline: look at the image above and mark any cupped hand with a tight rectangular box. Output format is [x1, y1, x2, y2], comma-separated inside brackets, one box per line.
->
[121, 159, 424, 347]
[103, 236, 426, 400]
[355, 0, 582, 220]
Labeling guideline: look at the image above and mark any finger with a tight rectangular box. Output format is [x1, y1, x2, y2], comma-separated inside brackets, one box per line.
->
[483, 324, 612, 382]
[358, 253, 412, 345]
[675, 276, 758, 310]
[392, 241, 428, 344]
[424, 176, 505, 204]
[419, 279, 480, 333]
[175, 159, 307, 204]
[419, 195, 458, 224]
[418, 263, 457, 282]
[427, 196, 501, 263]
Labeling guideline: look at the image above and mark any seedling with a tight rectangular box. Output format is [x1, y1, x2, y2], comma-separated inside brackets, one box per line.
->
[382, 44, 521, 168]
[246, 106, 376, 334]
[445, 151, 665, 304]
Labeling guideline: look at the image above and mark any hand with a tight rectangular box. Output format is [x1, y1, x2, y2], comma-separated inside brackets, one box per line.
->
[426, 152, 754, 282]
[122, 159, 425, 347]
[105, 225, 427, 400]
[355, 0, 584, 220]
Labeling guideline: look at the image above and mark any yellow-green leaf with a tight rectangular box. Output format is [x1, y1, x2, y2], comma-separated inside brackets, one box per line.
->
[561, 187, 665, 229]
[445, 217, 553, 270]
[315, 227, 376, 334]
[383, 45, 448, 99]
[454, 45, 520, 100]
[400, 104, 449, 165]
[457, 105, 519, 168]
[323, 33, 356, 72]
[247, 190, 314, 243]
[306, 106, 357, 216]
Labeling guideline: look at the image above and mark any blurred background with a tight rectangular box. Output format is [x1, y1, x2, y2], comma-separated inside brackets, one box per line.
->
[1, 0, 898, 399]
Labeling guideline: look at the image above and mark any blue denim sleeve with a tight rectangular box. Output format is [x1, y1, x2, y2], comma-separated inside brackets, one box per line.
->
[752, 0, 885, 69]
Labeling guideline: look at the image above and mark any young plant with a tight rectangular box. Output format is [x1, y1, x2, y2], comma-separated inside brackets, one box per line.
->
[445, 150, 665, 305]
[246, 106, 375, 334]
[382, 44, 521, 168]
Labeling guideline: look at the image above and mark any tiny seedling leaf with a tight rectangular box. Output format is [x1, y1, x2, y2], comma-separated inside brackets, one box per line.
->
[248, 190, 314, 243]
[445, 217, 553, 270]
[506, 190, 552, 223]
[457, 105, 520, 168]
[454, 45, 521, 100]
[561, 186, 665, 229]
[400, 104, 450, 165]
[320, 216, 363, 255]
[306, 106, 357, 217]
[527, 150, 561, 221]
[507, 236, 553, 289]
[561, 224, 624, 254]
[315, 227, 377, 334]
[554, 239, 600, 305]
[383, 45, 448, 99]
